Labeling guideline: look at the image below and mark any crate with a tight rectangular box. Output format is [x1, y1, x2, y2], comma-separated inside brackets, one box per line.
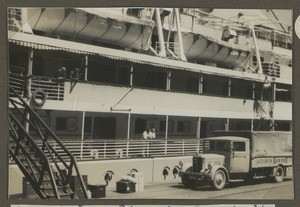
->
[116, 180, 136, 193]
[70, 175, 88, 199]
[88, 184, 106, 198]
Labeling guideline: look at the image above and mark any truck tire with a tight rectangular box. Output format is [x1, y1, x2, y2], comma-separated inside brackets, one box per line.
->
[274, 166, 284, 183]
[181, 175, 192, 188]
[212, 170, 226, 190]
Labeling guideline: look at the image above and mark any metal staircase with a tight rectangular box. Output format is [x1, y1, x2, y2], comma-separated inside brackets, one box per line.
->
[9, 86, 88, 199]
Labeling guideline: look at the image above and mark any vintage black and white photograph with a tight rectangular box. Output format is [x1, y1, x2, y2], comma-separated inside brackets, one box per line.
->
[7, 8, 292, 200]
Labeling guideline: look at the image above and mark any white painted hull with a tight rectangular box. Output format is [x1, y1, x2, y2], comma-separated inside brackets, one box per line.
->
[26, 8, 153, 51]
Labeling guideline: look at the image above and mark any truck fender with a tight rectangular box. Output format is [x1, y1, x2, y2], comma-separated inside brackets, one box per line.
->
[210, 165, 230, 183]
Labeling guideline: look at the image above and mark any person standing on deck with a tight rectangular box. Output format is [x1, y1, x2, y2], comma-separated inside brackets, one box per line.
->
[149, 128, 156, 139]
[142, 129, 150, 139]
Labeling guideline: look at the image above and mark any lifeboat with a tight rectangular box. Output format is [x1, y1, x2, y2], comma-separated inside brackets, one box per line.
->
[25, 8, 155, 51]
[174, 32, 253, 70]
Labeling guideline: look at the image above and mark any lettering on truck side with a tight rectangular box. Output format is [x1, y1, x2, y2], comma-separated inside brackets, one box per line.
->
[253, 157, 292, 168]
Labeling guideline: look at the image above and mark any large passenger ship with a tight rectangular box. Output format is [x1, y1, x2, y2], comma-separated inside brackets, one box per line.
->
[7, 8, 292, 199]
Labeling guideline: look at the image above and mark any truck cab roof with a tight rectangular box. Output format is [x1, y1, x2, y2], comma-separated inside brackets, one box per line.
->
[204, 136, 249, 142]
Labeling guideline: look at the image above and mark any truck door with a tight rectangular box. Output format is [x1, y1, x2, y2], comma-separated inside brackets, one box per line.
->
[230, 140, 250, 173]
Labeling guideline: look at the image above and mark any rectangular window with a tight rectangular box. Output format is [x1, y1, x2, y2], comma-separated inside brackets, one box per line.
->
[84, 117, 92, 133]
[159, 120, 174, 133]
[177, 121, 191, 133]
[233, 141, 246, 151]
[56, 117, 67, 131]
[135, 118, 146, 134]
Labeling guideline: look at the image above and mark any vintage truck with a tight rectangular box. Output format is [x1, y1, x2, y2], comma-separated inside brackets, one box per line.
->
[179, 131, 292, 190]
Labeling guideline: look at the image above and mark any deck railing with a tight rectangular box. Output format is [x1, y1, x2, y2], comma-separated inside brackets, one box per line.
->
[8, 72, 65, 101]
[31, 76, 64, 101]
[35, 139, 203, 161]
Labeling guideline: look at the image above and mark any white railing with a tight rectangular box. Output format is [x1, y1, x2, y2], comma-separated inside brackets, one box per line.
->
[9, 74, 65, 101]
[31, 76, 65, 101]
[9, 73, 25, 97]
[40, 139, 203, 161]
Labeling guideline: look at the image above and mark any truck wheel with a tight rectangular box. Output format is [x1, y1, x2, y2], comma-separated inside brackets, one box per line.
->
[212, 170, 226, 190]
[274, 166, 284, 183]
[181, 175, 192, 188]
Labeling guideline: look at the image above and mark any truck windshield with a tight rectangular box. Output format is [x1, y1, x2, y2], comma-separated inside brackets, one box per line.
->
[205, 140, 231, 152]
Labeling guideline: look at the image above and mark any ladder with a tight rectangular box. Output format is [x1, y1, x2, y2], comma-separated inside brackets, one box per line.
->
[9, 86, 88, 199]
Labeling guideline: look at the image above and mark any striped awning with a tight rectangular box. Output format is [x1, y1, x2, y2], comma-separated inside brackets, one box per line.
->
[9, 39, 94, 55]
[8, 31, 292, 85]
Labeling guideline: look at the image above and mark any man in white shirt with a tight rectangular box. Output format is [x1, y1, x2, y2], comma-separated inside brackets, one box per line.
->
[149, 128, 156, 139]
[142, 129, 150, 139]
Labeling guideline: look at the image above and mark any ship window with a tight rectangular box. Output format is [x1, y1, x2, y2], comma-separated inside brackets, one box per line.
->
[145, 71, 167, 89]
[177, 121, 191, 133]
[202, 75, 228, 96]
[84, 117, 92, 133]
[232, 141, 245, 151]
[159, 120, 174, 133]
[56, 117, 67, 131]
[275, 83, 291, 102]
[186, 77, 199, 93]
[171, 70, 199, 94]
[230, 79, 253, 99]
[133, 65, 167, 90]
[135, 118, 147, 134]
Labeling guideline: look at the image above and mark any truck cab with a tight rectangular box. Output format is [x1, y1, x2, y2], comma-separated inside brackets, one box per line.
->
[203, 136, 250, 174]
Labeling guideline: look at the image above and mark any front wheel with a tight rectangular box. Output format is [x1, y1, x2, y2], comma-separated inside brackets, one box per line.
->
[274, 166, 284, 183]
[212, 170, 226, 190]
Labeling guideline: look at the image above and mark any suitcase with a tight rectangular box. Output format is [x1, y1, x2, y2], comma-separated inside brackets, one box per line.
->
[88, 184, 106, 198]
[116, 180, 136, 193]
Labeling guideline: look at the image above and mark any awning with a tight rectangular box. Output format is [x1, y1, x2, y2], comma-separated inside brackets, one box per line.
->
[8, 31, 292, 85]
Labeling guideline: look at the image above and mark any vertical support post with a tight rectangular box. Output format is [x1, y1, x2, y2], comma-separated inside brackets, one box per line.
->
[84, 55, 88, 82]
[165, 115, 169, 139]
[25, 48, 33, 132]
[130, 64, 133, 86]
[272, 82, 276, 102]
[155, 8, 166, 57]
[228, 78, 231, 97]
[225, 118, 230, 131]
[198, 74, 203, 94]
[174, 8, 187, 61]
[252, 81, 256, 99]
[251, 119, 254, 131]
[81, 111, 85, 140]
[250, 23, 263, 74]
[166, 69, 171, 91]
[196, 117, 201, 139]
[127, 111, 131, 140]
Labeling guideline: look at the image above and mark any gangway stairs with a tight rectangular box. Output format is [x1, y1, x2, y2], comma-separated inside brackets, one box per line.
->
[9, 86, 88, 199]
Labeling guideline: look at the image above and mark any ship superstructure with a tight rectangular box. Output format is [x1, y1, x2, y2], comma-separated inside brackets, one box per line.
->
[7, 8, 292, 199]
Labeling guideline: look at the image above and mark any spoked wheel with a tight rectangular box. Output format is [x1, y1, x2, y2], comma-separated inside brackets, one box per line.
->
[212, 170, 226, 190]
[274, 166, 284, 183]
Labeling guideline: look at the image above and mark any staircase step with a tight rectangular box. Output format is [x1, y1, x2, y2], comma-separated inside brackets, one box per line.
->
[44, 188, 75, 199]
